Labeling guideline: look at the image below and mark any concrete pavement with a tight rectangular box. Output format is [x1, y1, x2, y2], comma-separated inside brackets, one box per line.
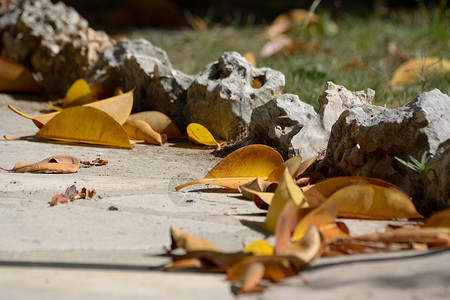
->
[0, 93, 449, 299]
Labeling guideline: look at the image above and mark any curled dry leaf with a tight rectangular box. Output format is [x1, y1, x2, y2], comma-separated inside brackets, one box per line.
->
[266, 156, 303, 183]
[274, 200, 298, 254]
[324, 183, 423, 219]
[8, 88, 134, 129]
[266, 168, 308, 233]
[0, 154, 80, 174]
[123, 119, 167, 146]
[280, 225, 323, 263]
[63, 79, 94, 107]
[424, 208, 450, 228]
[237, 262, 266, 294]
[127, 111, 183, 139]
[186, 123, 224, 150]
[243, 239, 274, 256]
[239, 186, 274, 210]
[169, 225, 220, 252]
[166, 250, 250, 272]
[387, 57, 450, 88]
[50, 185, 96, 206]
[238, 177, 272, 200]
[80, 158, 108, 167]
[176, 144, 284, 191]
[0, 56, 40, 93]
[35, 106, 132, 149]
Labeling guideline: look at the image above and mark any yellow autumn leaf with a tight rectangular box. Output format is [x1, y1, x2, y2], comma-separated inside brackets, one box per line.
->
[35, 106, 132, 149]
[63, 79, 94, 107]
[425, 208, 450, 228]
[324, 183, 423, 219]
[175, 144, 284, 191]
[238, 177, 273, 200]
[0, 56, 40, 93]
[123, 119, 167, 146]
[128, 111, 184, 139]
[8, 89, 134, 128]
[186, 123, 223, 149]
[387, 57, 450, 87]
[244, 239, 274, 256]
[266, 168, 309, 234]
[266, 156, 303, 183]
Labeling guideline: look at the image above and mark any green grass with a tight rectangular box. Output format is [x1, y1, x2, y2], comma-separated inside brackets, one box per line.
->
[131, 7, 449, 110]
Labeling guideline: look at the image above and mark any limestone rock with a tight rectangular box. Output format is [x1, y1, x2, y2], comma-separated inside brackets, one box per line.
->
[86, 38, 195, 128]
[320, 89, 450, 203]
[186, 52, 285, 141]
[0, 0, 113, 96]
[249, 94, 316, 156]
[427, 141, 450, 210]
[290, 81, 375, 159]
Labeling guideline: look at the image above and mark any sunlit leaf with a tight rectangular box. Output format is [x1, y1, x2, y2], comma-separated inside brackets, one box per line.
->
[239, 186, 274, 210]
[280, 225, 323, 263]
[324, 183, 423, 219]
[0, 56, 40, 93]
[238, 177, 272, 199]
[425, 208, 450, 228]
[244, 239, 274, 256]
[176, 144, 284, 191]
[123, 119, 167, 146]
[266, 156, 303, 183]
[238, 262, 265, 294]
[168, 225, 219, 252]
[8, 89, 134, 128]
[187, 123, 223, 149]
[0, 154, 80, 174]
[292, 201, 338, 241]
[35, 106, 132, 149]
[127, 111, 184, 139]
[387, 57, 450, 87]
[266, 168, 308, 233]
[304, 176, 411, 207]
[274, 200, 297, 254]
[63, 79, 94, 107]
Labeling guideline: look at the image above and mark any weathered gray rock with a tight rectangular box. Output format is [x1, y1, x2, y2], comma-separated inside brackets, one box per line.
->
[427, 140, 450, 210]
[319, 89, 450, 204]
[249, 94, 316, 156]
[0, 0, 113, 96]
[186, 52, 285, 141]
[86, 38, 195, 128]
[290, 81, 375, 159]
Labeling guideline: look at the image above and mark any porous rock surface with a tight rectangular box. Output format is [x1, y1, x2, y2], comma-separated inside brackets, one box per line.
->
[186, 51, 285, 141]
[249, 93, 316, 156]
[86, 38, 195, 129]
[319, 89, 450, 200]
[290, 81, 375, 159]
[0, 0, 113, 96]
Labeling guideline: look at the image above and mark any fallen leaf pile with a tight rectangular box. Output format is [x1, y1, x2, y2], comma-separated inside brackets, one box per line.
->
[166, 146, 449, 294]
[50, 185, 96, 206]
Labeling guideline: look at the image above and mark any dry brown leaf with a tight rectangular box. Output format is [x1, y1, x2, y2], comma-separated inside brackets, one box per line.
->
[265, 8, 319, 39]
[0, 56, 40, 93]
[353, 228, 450, 247]
[0, 154, 81, 174]
[280, 225, 323, 263]
[176, 144, 284, 191]
[266, 168, 308, 233]
[239, 186, 274, 210]
[127, 111, 184, 139]
[169, 225, 220, 252]
[50, 185, 96, 206]
[166, 250, 250, 272]
[123, 119, 167, 146]
[238, 262, 266, 294]
[424, 208, 450, 228]
[274, 200, 298, 254]
[324, 183, 423, 219]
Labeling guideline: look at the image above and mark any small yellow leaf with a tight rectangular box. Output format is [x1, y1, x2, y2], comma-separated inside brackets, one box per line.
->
[325, 183, 423, 219]
[266, 168, 308, 233]
[187, 123, 223, 149]
[244, 52, 257, 67]
[244, 240, 274, 256]
[35, 106, 132, 149]
[425, 208, 450, 228]
[63, 79, 94, 107]
[0, 56, 40, 93]
[388, 57, 450, 87]
[123, 119, 167, 146]
[127, 111, 184, 139]
[176, 144, 284, 191]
